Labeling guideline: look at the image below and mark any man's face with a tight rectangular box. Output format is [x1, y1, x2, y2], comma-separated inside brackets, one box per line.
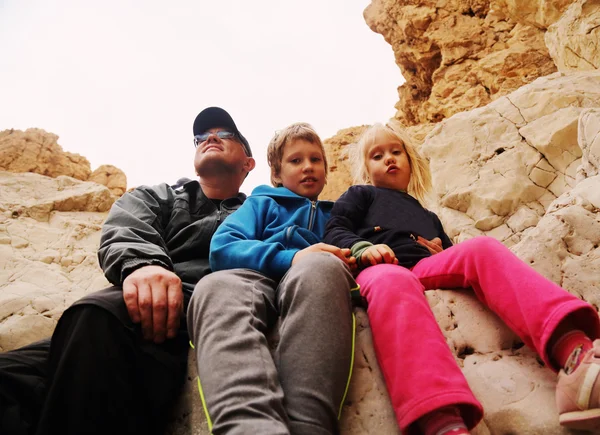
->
[193, 127, 252, 177]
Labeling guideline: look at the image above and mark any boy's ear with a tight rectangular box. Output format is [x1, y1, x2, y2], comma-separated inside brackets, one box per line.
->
[272, 170, 282, 186]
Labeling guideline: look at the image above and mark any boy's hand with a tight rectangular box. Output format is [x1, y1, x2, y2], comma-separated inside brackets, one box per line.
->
[416, 236, 443, 255]
[360, 244, 398, 267]
[292, 243, 356, 268]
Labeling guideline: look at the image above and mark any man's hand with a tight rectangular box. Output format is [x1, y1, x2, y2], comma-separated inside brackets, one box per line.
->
[292, 243, 356, 269]
[122, 265, 183, 344]
[416, 236, 443, 255]
[360, 244, 399, 267]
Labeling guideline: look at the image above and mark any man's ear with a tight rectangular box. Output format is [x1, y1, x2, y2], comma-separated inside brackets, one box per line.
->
[244, 157, 256, 173]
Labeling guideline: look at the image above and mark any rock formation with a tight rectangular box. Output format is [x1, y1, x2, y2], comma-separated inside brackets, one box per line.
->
[0, 128, 127, 197]
[363, 0, 570, 126]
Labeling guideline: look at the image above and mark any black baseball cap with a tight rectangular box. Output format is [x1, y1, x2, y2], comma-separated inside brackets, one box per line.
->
[193, 107, 252, 157]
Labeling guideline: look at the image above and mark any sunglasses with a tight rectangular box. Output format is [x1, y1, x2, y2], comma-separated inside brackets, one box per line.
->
[193, 131, 238, 147]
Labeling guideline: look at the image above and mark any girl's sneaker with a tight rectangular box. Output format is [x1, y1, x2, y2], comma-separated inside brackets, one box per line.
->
[557, 339, 600, 431]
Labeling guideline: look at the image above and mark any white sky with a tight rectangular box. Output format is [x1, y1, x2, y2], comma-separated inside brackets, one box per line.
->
[0, 0, 403, 192]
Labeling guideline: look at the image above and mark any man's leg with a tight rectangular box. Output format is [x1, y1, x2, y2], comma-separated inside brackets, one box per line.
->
[1, 286, 188, 435]
[187, 269, 289, 435]
[275, 253, 355, 435]
[0, 340, 49, 435]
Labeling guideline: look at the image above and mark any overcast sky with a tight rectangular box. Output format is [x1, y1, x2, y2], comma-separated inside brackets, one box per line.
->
[0, 0, 403, 192]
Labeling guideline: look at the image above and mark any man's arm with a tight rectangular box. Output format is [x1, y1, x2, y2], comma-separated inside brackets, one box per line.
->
[98, 185, 174, 283]
[98, 184, 182, 343]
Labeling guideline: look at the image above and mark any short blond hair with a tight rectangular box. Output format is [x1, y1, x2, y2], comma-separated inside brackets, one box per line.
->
[346, 123, 432, 205]
[267, 122, 328, 187]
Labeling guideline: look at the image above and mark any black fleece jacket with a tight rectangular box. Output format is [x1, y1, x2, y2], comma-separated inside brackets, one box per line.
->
[97, 179, 245, 296]
[323, 185, 452, 268]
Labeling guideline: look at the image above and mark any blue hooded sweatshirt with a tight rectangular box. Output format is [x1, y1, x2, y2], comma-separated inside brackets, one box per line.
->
[209, 185, 334, 279]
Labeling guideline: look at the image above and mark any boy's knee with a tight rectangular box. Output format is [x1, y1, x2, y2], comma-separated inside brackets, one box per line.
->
[285, 253, 354, 303]
[292, 252, 350, 278]
[190, 270, 240, 310]
[189, 269, 269, 317]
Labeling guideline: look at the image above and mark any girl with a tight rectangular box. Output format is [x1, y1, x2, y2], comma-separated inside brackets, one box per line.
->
[323, 123, 600, 435]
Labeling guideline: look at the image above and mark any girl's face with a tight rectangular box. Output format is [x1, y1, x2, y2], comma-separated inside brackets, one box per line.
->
[365, 134, 412, 191]
[274, 139, 326, 200]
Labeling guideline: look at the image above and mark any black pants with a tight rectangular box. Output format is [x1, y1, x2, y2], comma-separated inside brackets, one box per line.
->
[0, 287, 189, 435]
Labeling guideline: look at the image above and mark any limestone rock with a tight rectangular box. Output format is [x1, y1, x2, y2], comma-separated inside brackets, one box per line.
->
[494, 0, 575, 28]
[546, 0, 600, 72]
[578, 108, 600, 179]
[0, 128, 128, 196]
[321, 126, 368, 201]
[364, 0, 559, 125]
[421, 71, 600, 245]
[89, 164, 128, 197]
[0, 171, 115, 222]
[0, 128, 92, 180]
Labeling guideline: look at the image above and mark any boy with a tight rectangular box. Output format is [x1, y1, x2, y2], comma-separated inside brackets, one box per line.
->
[187, 123, 357, 435]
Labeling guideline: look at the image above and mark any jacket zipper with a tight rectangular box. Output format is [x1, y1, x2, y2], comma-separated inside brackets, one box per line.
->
[307, 201, 317, 231]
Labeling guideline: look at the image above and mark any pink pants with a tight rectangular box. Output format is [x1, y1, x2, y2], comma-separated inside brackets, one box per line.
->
[356, 236, 600, 433]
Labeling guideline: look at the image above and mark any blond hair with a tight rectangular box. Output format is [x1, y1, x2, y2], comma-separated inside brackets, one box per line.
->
[267, 122, 328, 187]
[347, 123, 432, 205]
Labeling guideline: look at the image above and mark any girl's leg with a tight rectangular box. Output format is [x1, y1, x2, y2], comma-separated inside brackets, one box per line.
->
[357, 264, 483, 434]
[411, 236, 600, 370]
[411, 236, 600, 429]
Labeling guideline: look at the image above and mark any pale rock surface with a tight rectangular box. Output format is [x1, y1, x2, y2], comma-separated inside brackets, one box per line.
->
[578, 108, 600, 180]
[363, 0, 562, 125]
[0, 172, 114, 221]
[421, 71, 600, 246]
[546, 0, 600, 72]
[0, 173, 112, 351]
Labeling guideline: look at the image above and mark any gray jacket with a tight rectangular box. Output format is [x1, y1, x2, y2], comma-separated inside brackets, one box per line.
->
[97, 179, 246, 296]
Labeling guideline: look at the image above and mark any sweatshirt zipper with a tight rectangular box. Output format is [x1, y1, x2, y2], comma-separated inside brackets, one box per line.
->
[307, 201, 317, 231]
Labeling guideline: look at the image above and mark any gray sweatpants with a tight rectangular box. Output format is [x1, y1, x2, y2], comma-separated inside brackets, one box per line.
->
[187, 253, 355, 435]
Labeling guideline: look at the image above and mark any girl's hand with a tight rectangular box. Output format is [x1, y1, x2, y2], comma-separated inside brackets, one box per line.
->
[417, 236, 443, 255]
[342, 248, 358, 271]
[361, 244, 399, 267]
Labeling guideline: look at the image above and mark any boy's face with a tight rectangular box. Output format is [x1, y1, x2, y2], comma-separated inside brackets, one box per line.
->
[365, 132, 411, 191]
[274, 139, 326, 201]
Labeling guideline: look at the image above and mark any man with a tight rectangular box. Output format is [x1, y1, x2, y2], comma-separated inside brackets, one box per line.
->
[0, 107, 254, 434]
